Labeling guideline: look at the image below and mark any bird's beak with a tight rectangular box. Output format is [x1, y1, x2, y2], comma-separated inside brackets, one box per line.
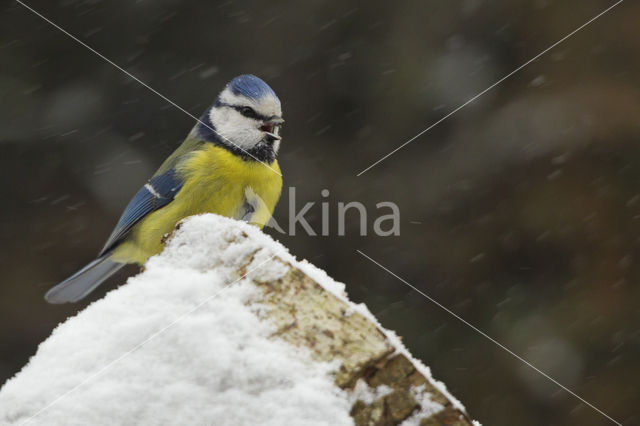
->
[261, 116, 284, 142]
[268, 117, 285, 125]
[264, 131, 282, 142]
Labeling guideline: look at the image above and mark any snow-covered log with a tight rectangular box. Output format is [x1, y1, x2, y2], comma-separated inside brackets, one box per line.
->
[0, 214, 475, 426]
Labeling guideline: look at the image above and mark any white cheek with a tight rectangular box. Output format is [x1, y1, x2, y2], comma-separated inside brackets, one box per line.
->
[209, 108, 262, 150]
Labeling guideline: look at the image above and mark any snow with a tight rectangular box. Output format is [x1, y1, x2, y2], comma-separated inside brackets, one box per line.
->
[400, 385, 447, 426]
[348, 380, 392, 405]
[0, 215, 351, 426]
[0, 214, 467, 425]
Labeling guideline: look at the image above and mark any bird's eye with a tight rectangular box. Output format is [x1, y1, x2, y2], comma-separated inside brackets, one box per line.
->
[239, 106, 256, 117]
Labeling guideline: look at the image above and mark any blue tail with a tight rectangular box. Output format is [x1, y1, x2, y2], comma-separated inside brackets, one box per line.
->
[45, 255, 124, 304]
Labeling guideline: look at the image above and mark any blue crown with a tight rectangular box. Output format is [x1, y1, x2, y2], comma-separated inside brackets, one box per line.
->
[227, 74, 279, 102]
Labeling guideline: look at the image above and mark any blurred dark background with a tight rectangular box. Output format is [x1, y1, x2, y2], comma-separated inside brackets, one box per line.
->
[1, 0, 639, 424]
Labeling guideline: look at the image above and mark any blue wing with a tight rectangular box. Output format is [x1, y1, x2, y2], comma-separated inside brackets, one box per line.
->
[99, 169, 183, 256]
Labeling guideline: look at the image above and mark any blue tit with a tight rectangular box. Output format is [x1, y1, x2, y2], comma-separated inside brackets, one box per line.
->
[45, 74, 284, 304]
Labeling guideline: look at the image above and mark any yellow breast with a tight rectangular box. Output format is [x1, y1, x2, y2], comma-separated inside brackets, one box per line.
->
[111, 144, 282, 265]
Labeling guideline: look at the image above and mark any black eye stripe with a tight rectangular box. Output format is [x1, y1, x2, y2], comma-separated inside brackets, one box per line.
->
[236, 106, 264, 120]
[217, 102, 270, 121]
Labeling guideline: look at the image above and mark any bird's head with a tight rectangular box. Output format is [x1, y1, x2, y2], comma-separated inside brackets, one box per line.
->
[198, 74, 284, 162]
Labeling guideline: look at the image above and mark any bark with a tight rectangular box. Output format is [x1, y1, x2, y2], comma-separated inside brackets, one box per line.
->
[226, 228, 475, 426]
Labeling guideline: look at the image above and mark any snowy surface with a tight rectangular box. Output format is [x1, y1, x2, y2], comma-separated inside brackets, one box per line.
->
[0, 214, 466, 425]
[0, 215, 351, 426]
[400, 384, 450, 426]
